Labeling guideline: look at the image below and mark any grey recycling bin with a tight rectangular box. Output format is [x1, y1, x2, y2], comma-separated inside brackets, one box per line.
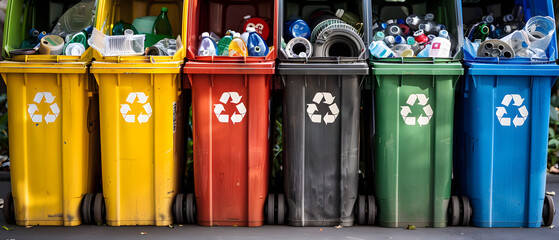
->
[279, 59, 369, 227]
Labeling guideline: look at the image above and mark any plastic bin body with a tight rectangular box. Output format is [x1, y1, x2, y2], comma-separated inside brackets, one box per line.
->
[184, 62, 272, 227]
[185, 0, 277, 227]
[455, 63, 559, 227]
[0, 61, 98, 226]
[90, 0, 187, 226]
[372, 61, 462, 228]
[280, 61, 367, 227]
[91, 62, 184, 226]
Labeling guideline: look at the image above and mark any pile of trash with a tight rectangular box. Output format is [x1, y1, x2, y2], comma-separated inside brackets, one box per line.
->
[463, 5, 556, 61]
[281, 9, 366, 58]
[196, 27, 270, 57]
[368, 13, 453, 58]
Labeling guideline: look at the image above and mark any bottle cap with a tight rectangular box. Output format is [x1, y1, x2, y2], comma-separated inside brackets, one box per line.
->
[375, 31, 385, 39]
[504, 25, 512, 33]
[335, 9, 344, 18]
[439, 30, 449, 39]
[483, 15, 494, 23]
[246, 27, 256, 33]
[124, 29, 134, 35]
[388, 25, 401, 34]
[521, 41, 528, 48]
[161, 7, 168, 13]
[425, 13, 435, 21]
[202, 32, 210, 38]
[233, 32, 241, 38]
[503, 14, 514, 22]
[395, 36, 404, 44]
[407, 36, 416, 45]
[397, 19, 405, 25]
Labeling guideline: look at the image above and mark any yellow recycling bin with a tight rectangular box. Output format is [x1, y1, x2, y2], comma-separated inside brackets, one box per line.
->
[0, 0, 101, 226]
[88, 0, 187, 226]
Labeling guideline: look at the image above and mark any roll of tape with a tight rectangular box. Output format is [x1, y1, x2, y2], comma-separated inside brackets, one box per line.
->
[39, 35, 64, 55]
[286, 37, 312, 58]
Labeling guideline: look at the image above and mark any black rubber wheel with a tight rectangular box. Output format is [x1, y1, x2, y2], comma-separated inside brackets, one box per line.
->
[81, 193, 94, 224]
[356, 195, 366, 225]
[543, 195, 555, 226]
[460, 196, 471, 226]
[185, 193, 196, 224]
[93, 193, 105, 225]
[277, 194, 286, 225]
[367, 195, 376, 225]
[174, 193, 185, 224]
[2, 192, 15, 224]
[448, 196, 460, 226]
[266, 193, 275, 224]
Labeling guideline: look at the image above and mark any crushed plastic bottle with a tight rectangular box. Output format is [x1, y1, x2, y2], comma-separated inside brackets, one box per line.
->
[246, 27, 269, 57]
[198, 32, 217, 56]
[147, 38, 177, 56]
[152, 7, 172, 37]
[229, 32, 248, 57]
[369, 41, 396, 58]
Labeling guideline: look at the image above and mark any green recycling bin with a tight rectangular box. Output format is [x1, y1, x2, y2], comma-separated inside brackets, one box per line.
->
[371, 59, 463, 227]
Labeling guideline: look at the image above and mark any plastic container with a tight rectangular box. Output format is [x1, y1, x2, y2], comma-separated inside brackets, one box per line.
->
[367, 0, 464, 228]
[89, 0, 187, 226]
[455, 0, 559, 228]
[278, 0, 372, 227]
[88, 28, 146, 56]
[0, 0, 101, 226]
[183, 0, 277, 227]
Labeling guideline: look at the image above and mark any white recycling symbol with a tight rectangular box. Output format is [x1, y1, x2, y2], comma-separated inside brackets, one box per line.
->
[214, 92, 246, 124]
[120, 92, 152, 124]
[496, 94, 529, 127]
[400, 94, 433, 127]
[28, 92, 60, 124]
[306, 92, 339, 125]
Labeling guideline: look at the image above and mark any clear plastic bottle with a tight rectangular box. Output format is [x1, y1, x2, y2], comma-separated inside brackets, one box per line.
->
[217, 31, 234, 56]
[229, 32, 248, 57]
[50, 0, 96, 38]
[246, 27, 269, 56]
[369, 41, 396, 58]
[152, 7, 173, 37]
[406, 14, 425, 31]
[391, 43, 412, 57]
[198, 32, 217, 56]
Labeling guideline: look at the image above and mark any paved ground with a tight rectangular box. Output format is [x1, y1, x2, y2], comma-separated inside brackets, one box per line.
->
[0, 173, 557, 240]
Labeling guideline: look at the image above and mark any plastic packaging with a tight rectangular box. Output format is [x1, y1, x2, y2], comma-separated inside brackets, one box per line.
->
[369, 41, 396, 58]
[147, 38, 177, 56]
[246, 27, 269, 57]
[523, 16, 556, 52]
[152, 7, 172, 37]
[198, 32, 217, 56]
[391, 43, 412, 57]
[88, 28, 145, 56]
[229, 33, 248, 57]
[217, 31, 233, 56]
[51, 0, 96, 38]
[429, 37, 451, 58]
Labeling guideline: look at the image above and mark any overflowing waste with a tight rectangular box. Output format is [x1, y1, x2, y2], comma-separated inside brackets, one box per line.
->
[12, 1, 178, 57]
[368, 13, 452, 58]
[197, 26, 270, 57]
[463, 5, 555, 60]
[280, 9, 365, 58]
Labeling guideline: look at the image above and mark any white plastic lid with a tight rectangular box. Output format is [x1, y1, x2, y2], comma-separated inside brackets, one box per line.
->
[124, 29, 134, 35]
[246, 27, 256, 33]
[335, 9, 344, 18]
[504, 25, 512, 33]
[439, 30, 449, 38]
[65, 43, 86, 56]
[202, 32, 210, 37]
[425, 13, 435, 21]
[413, 30, 425, 36]
[233, 32, 241, 38]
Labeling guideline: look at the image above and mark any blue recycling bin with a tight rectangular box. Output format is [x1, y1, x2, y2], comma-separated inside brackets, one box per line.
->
[455, 0, 559, 228]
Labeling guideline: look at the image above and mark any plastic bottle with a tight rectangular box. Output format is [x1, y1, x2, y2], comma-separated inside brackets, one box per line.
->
[50, 0, 96, 38]
[217, 31, 234, 56]
[373, 31, 385, 41]
[198, 32, 217, 56]
[406, 14, 425, 30]
[384, 35, 396, 47]
[147, 38, 177, 56]
[284, 19, 311, 40]
[229, 32, 248, 57]
[246, 27, 269, 57]
[391, 43, 412, 57]
[414, 30, 429, 44]
[113, 20, 139, 35]
[429, 37, 451, 58]
[407, 37, 421, 55]
[385, 22, 402, 37]
[20, 29, 41, 49]
[417, 44, 431, 57]
[335, 9, 362, 30]
[369, 41, 396, 58]
[241, 30, 250, 44]
[152, 7, 173, 37]
[372, 21, 387, 34]
[439, 30, 450, 40]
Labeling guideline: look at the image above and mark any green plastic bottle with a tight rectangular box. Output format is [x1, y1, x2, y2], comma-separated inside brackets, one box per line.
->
[152, 7, 172, 37]
[217, 31, 234, 56]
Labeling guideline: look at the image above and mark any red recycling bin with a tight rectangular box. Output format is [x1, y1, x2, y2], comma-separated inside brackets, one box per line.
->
[183, 0, 277, 227]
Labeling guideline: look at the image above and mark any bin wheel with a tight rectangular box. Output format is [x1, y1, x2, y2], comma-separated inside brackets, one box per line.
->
[185, 193, 196, 224]
[448, 196, 460, 226]
[93, 193, 105, 225]
[460, 196, 471, 226]
[174, 193, 185, 224]
[356, 195, 366, 225]
[543, 195, 555, 226]
[277, 194, 286, 225]
[81, 193, 94, 224]
[2, 192, 15, 224]
[266, 193, 275, 224]
[367, 195, 376, 225]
